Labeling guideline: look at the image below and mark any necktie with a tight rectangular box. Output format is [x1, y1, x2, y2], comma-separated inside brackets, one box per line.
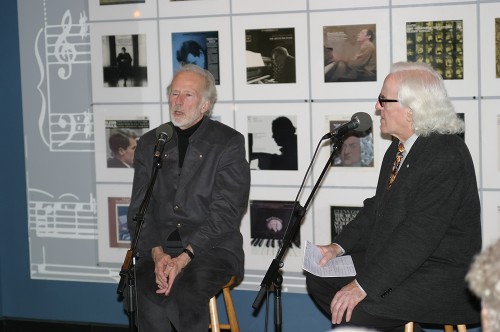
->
[387, 142, 405, 189]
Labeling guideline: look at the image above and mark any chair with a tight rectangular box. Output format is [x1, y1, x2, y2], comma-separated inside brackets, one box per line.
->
[404, 322, 467, 332]
[208, 276, 239, 332]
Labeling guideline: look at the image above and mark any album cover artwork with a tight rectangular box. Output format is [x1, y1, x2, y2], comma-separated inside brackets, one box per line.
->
[330, 205, 361, 241]
[323, 24, 377, 83]
[245, 27, 296, 84]
[406, 20, 464, 80]
[171, 30, 220, 84]
[249, 200, 300, 250]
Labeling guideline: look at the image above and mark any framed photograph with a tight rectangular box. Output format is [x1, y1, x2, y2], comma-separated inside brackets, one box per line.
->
[159, 17, 232, 101]
[309, 0, 388, 10]
[323, 24, 377, 83]
[310, 102, 391, 188]
[232, 0, 306, 14]
[329, 121, 374, 168]
[309, 10, 390, 100]
[107, 196, 131, 248]
[93, 104, 162, 182]
[406, 20, 464, 80]
[232, 13, 309, 101]
[171, 30, 220, 84]
[158, 0, 230, 18]
[481, 191, 500, 249]
[90, 21, 160, 103]
[312, 187, 375, 245]
[479, 3, 500, 97]
[481, 99, 500, 189]
[245, 27, 297, 85]
[96, 184, 132, 264]
[88, 0, 156, 21]
[391, 4, 478, 97]
[241, 186, 314, 275]
[234, 103, 311, 186]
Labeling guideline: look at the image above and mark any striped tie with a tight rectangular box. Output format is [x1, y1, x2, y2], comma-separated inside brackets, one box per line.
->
[387, 142, 405, 189]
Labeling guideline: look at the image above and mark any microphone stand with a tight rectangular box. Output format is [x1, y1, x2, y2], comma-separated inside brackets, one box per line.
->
[117, 153, 165, 332]
[252, 136, 343, 332]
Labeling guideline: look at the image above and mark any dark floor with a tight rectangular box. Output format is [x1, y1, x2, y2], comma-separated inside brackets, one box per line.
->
[0, 319, 130, 332]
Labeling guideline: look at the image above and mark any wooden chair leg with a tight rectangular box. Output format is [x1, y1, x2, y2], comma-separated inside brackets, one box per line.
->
[222, 286, 239, 332]
[407, 322, 467, 332]
[209, 295, 220, 332]
[209, 276, 239, 332]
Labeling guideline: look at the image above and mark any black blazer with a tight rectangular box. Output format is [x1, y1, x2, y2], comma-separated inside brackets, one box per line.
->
[127, 117, 251, 279]
[336, 134, 481, 324]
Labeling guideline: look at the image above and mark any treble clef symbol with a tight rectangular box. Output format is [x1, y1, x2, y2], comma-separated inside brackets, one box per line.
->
[54, 10, 77, 80]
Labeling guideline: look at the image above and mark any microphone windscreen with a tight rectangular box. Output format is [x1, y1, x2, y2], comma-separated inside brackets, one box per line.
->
[156, 123, 174, 140]
[352, 112, 373, 132]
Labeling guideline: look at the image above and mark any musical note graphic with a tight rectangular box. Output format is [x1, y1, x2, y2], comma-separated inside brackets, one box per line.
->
[35, 3, 93, 151]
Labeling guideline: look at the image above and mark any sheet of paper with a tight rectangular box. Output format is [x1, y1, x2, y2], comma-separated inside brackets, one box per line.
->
[302, 240, 356, 277]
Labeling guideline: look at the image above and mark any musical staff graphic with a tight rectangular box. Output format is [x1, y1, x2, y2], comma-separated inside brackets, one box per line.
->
[35, 3, 93, 152]
[28, 189, 97, 239]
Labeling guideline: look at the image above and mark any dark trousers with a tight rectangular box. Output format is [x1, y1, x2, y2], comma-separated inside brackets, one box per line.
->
[133, 247, 237, 332]
[305, 252, 423, 332]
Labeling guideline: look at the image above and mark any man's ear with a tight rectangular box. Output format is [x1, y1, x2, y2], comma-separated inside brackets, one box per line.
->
[201, 101, 210, 114]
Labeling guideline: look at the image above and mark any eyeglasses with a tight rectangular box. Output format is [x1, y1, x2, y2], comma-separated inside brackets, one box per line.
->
[378, 95, 399, 107]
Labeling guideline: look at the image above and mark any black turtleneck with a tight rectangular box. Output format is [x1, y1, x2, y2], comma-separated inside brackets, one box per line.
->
[174, 117, 204, 168]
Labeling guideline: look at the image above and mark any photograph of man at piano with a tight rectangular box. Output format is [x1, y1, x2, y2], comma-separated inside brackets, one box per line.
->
[245, 27, 296, 84]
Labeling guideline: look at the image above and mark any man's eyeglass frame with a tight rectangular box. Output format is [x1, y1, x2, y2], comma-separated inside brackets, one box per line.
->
[378, 95, 399, 107]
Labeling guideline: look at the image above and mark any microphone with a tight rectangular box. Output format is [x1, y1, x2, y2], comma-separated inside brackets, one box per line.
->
[322, 112, 372, 140]
[153, 123, 174, 158]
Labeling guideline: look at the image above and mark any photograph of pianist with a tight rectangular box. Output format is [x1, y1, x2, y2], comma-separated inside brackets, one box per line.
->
[323, 25, 376, 83]
[249, 116, 298, 171]
[245, 27, 296, 84]
[246, 46, 296, 84]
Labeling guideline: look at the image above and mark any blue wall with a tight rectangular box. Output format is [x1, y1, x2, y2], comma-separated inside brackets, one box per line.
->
[0, 0, 330, 330]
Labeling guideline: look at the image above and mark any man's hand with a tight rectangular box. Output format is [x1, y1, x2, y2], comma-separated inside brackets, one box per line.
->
[318, 243, 343, 267]
[330, 280, 367, 324]
[151, 246, 192, 296]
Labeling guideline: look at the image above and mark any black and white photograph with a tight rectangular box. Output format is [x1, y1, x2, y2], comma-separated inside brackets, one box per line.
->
[232, 13, 309, 100]
[101, 34, 148, 87]
[245, 27, 296, 84]
[90, 21, 160, 102]
[248, 115, 298, 171]
[235, 103, 310, 185]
